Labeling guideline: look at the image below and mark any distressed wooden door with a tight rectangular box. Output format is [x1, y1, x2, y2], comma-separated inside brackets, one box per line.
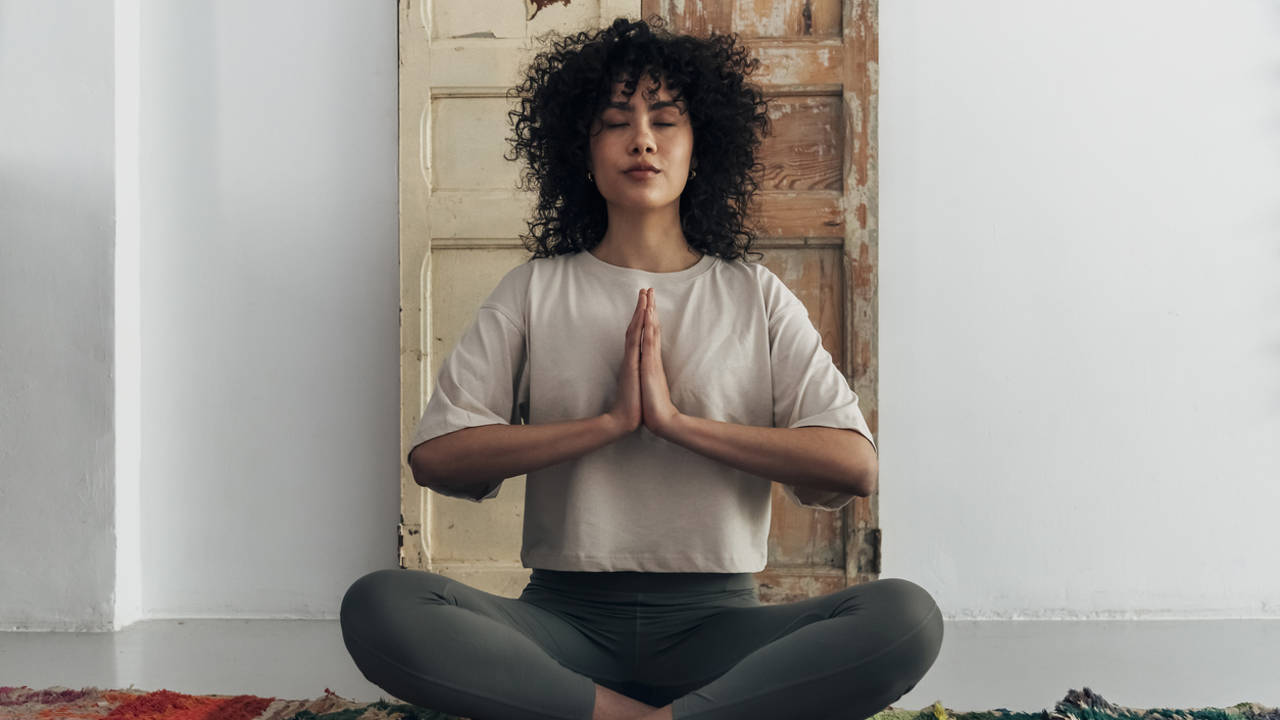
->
[399, 0, 881, 602]
[636, 0, 883, 601]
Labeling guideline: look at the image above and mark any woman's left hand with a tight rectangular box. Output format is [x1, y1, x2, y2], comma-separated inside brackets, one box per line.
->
[640, 288, 682, 439]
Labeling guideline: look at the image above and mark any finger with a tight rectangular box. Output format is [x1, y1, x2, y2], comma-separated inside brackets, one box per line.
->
[629, 291, 647, 342]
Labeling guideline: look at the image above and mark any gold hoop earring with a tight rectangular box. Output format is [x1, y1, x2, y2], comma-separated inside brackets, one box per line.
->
[587, 171, 594, 183]
[689, 168, 696, 178]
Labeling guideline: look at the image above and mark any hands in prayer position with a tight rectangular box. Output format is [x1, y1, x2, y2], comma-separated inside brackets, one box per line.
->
[608, 288, 681, 440]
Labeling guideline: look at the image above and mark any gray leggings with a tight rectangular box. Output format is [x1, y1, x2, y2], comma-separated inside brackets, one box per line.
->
[340, 567, 943, 720]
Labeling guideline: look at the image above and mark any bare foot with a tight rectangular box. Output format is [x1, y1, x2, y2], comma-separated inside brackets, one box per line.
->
[592, 683, 661, 720]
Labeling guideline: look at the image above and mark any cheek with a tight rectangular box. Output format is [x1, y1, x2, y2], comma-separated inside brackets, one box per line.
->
[677, 131, 695, 161]
[589, 135, 620, 166]
[588, 130, 608, 157]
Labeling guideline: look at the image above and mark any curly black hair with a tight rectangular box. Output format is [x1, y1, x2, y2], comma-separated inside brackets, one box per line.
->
[505, 16, 771, 262]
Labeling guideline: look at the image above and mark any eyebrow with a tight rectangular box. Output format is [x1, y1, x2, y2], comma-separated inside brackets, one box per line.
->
[605, 100, 684, 112]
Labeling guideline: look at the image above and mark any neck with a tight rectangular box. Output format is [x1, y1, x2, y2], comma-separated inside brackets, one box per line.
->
[591, 203, 702, 273]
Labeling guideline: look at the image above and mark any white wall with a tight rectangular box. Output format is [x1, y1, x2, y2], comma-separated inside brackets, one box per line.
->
[0, 0, 117, 631]
[137, 1, 399, 620]
[1, 0, 1277, 630]
[0, 1, 399, 631]
[879, 1, 1280, 618]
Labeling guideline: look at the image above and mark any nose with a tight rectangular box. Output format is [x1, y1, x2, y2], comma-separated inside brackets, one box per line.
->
[629, 121, 657, 155]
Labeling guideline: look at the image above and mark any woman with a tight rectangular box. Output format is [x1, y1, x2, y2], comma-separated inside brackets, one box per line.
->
[340, 17, 943, 720]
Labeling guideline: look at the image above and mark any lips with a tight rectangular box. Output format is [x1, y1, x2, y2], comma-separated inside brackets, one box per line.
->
[625, 167, 660, 178]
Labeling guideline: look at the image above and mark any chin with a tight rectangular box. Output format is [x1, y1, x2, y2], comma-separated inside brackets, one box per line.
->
[608, 200, 681, 214]
[602, 190, 684, 210]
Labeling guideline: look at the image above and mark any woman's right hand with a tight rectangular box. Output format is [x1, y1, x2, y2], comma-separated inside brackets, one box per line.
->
[606, 288, 646, 436]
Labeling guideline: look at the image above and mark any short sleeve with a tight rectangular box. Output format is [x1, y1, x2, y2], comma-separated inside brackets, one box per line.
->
[406, 266, 531, 503]
[764, 271, 877, 511]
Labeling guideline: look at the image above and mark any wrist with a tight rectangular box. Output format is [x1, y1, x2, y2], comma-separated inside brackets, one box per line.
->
[599, 412, 632, 442]
[654, 410, 686, 443]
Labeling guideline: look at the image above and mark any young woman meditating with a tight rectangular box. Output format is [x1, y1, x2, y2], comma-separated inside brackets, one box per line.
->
[340, 17, 943, 720]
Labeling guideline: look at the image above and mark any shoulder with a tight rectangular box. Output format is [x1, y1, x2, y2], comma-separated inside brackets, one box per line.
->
[481, 254, 578, 322]
[479, 257, 541, 327]
[489, 253, 576, 294]
[710, 257, 800, 317]
[706, 256, 773, 289]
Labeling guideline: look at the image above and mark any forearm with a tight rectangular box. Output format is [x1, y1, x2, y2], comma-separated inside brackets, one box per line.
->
[664, 414, 877, 497]
[410, 414, 627, 493]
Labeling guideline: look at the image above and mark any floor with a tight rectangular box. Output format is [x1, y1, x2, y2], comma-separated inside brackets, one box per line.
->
[1, 619, 1277, 713]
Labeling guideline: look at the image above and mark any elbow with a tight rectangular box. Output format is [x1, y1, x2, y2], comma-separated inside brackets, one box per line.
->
[408, 442, 438, 488]
[859, 464, 878, 497]
[836, 430, 878, 497]
[863, 454, 879, 496]
[850, 453, 878, 497]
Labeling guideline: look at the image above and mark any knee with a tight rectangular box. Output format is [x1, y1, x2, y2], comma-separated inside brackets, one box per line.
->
[878, 578, 941, 626]
[340, 568, 451, 632]
[341, 569, 395, 632]
[877, 578, 944, 667]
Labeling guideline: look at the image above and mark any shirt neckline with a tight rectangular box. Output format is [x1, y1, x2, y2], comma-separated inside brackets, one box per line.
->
[577, 248, 717, 283]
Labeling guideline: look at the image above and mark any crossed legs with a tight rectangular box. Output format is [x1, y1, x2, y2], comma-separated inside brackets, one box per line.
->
[340, 569, 942, 720]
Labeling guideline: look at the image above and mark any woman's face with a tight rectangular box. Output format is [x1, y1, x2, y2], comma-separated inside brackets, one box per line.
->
[587, 75, 694, 214]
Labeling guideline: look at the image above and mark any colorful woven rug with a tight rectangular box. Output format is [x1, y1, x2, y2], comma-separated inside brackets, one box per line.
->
[0, 685, 1275, 720]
